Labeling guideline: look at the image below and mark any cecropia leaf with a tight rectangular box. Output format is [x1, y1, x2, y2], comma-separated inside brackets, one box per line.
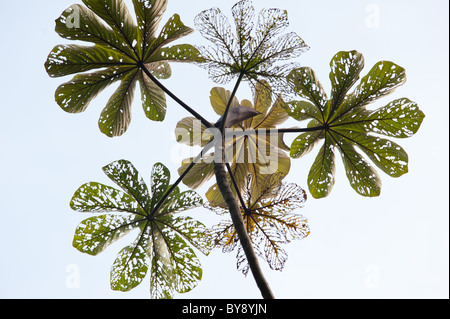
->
[177, 82, 292, 207]
[195, 0, 309, 96]
[45, 0, 200, 137]
[70, 160, 209, 298]
[208, 173, 310, 275]
[286, 50, 425, 198]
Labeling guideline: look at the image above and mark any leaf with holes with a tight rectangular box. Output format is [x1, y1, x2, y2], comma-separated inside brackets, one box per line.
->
[206, 173, 310, 275]
[45, 0, 202, 137]
[70, 160, 209, 298]
[194, 0, 309, 95]
[285, 50, 425, 198]
[176, 81, 291, 208]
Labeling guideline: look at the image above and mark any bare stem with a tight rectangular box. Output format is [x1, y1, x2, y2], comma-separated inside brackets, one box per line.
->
[213, 148, 275, 299]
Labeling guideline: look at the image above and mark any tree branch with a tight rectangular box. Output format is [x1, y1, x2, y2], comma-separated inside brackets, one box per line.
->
[214, 146, 275, 299]
[138, 62, 213, 129]
[225, 162, 249, 213]
[277, 126, 326, 133]
[149, 145, 210, 219]
[214, 72, 275, 299]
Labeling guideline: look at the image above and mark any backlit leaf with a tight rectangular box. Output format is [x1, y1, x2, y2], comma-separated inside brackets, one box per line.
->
[195, 0, 308, 96]
[71, 160, 209, 297]
[208, 173, 309, 275]
[46, 0, 199, 136]
[287, 51, 425, 198]
[178, 82, 291, 207]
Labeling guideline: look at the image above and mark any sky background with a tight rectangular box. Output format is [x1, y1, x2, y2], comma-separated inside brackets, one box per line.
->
[0, 0, 448, 299]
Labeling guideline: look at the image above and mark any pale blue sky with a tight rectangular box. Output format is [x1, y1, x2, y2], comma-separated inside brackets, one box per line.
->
[0, 0, 448, 299]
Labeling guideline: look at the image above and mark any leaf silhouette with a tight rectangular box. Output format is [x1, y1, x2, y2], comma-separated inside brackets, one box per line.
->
[71, 160, 210, 298]
[175, 81, 291, 207]
[45, 0, 202, 137]
[206, 173, 310, 275]
[194, 0, 309, 95]
[286, 50, 425, 198]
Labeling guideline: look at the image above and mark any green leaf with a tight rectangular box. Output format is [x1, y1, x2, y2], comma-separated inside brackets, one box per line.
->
[102, 160, 151, 212]
[159, 191, 204, 216]
[110, 225, 151, 291]
[288, 67, 328, 117]
[148, 44, 204, 63]
[98, 69, 139, 137]
[81, 0, 138, 55]
[73, 214, 143, 255]
[307, 134, 336, 199]
[71, 160, 209, 297]
[287, 51, 424, 198]
[46, 1, 197, 136]
[330, 132, 381, 197]
[158, 219, 204, 293]
[150, 163, 171, 209]
[70, 182, 144, 215]
[333, 129, 409, 177]
[138, 70, 167, 122]
[336, 98, 425, 138]
[149, 225, 175, 299]
[331, 60, 407, 122]
[164, 216, 211, 256]
[132, 0, 168, 58]
[55, 66, 133, 114]
[257, 96, 290, 128]
[284, 100, 321, 122]
[328, 50, 365, 115]
[145, 14, 194, 62]
[54, 4, 135, 58]
[45, 44, 134, 78]
[290, 130, 323, 159]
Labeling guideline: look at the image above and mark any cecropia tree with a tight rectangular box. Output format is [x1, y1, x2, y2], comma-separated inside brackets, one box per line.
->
[45, 0, 424, 299]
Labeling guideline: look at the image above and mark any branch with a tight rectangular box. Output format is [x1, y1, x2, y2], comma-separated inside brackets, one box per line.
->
[228, 126, 327, 137]
[277, 126, 326, 133]
[214, 73, 275, 299]
[149, 144, 211, 219]
[138, 62, 213, 129]
[214, 144, 275, 299]
[225, 162, 248, 213]
[219, 72, 246, 133]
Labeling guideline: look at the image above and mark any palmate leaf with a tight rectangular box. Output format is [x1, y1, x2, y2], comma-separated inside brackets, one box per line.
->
[207, 174, 310, 275]
[70, 160, 209, 298]
[286, 50, 425, 198]
[45, 0, 202, 137]
[194, 0, 309, 96]
[176, 82, 291, 208]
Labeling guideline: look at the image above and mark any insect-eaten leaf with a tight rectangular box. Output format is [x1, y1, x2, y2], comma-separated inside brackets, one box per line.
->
[45, 0, 202, 137]
[206, 173, 310, 275]
[70, 160, 210, 298]
[195, 0, 309, 96]
[285, 50, 425, 198]
[175, 81, 291, 207]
